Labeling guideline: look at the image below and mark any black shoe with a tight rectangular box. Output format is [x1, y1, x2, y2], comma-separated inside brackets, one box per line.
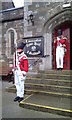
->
[57, 68, 60, 70]
[14, 96, 20, 102]
[60, 68, 63, 70]
[18, 97, 24, 102]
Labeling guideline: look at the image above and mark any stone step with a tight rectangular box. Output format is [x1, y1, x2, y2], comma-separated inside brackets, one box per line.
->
[26, 78, 71, 87]
[25, 83, 71, 94]
[28, 70, 71, 77]
[35, 73, 70, 80]
[24, 89, 72, 98]
[27, 71, 71, 80]
[39, 70, 71, 75]
[19, 94, 72, 117]
[6, 84, 72, 98]
[29, 70, 71, 74]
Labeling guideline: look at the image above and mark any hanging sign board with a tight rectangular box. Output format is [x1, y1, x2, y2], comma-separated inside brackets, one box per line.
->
[23, 36, 44, 57]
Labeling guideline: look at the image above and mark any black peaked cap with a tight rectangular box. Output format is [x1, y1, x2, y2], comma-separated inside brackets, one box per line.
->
[17, 42, 26, 49]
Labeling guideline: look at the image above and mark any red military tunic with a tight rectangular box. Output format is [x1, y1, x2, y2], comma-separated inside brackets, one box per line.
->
[54, 38, 66, 47]
[19, 53, 28, 73]
[13, 51, 28, 75]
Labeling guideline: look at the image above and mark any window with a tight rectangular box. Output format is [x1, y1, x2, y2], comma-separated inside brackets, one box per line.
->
[10, 31, 14, 55]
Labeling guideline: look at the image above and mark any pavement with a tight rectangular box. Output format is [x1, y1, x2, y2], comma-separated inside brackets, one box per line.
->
[0, 81, 72, 119]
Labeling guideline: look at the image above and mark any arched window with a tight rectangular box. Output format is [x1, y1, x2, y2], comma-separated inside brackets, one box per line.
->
[6, 28, 17, 58]
[7, 30, 14, 57]
[10, 30, 14, 55]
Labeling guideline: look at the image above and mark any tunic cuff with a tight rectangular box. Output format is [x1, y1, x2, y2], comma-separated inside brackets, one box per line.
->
[22, 71, 26, 75]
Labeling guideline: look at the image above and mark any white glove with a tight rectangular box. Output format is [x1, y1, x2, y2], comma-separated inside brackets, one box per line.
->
[21, 71, 26, 76]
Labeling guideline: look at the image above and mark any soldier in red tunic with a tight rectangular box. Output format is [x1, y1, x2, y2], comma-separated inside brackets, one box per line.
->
[54, 35, 67, 70]
[13, 42, 29, 102]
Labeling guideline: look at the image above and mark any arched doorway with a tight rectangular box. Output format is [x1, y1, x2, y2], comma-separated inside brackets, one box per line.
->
[53, 22, 70, 70]
[43, 7, 72, 70]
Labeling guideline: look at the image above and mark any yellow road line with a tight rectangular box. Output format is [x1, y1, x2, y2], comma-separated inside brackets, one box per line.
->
[20, 94, 34, 103]
[20, 102, 72, 113]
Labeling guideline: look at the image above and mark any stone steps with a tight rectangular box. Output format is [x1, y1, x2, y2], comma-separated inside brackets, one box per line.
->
[6, 70, 72, 97]
[6, 85, 71, 98]
[35, 73, 70, 80]
[26, 78, 71, 87]
[25, 83, 71, 94]
[23, 70, 71, 116]
[38, 70, 71, 74]
[5, 70, 72, 117]
[25, 70, 71, 97]
[25, 89, 71, 98]
[27, 70, 71, 80]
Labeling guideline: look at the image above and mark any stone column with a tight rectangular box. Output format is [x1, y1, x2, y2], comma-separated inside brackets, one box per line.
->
[24, 0, 32, 37]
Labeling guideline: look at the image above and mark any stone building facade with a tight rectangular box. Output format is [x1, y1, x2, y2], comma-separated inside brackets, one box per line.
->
[24, 1, 72, 70]
[0, 1, 72, 72]
[0, 4, 24, 67]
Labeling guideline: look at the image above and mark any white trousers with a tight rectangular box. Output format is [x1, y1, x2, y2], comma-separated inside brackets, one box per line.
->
[56, 46, 64, 68]
[14, 70, 26, 98]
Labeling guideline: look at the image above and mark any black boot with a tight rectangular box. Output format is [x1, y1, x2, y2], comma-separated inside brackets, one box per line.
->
[14, 96, 20, 102]
[57, 68, 60, 70]
[18, 97, 24, 102]
[60, 68, 63, 70]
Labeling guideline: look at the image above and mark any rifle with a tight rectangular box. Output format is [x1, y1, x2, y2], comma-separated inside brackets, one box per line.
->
[11, 43, 25, 84]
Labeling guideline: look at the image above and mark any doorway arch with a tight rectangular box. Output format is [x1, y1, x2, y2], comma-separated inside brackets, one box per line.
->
[43, 8, 72, 70]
